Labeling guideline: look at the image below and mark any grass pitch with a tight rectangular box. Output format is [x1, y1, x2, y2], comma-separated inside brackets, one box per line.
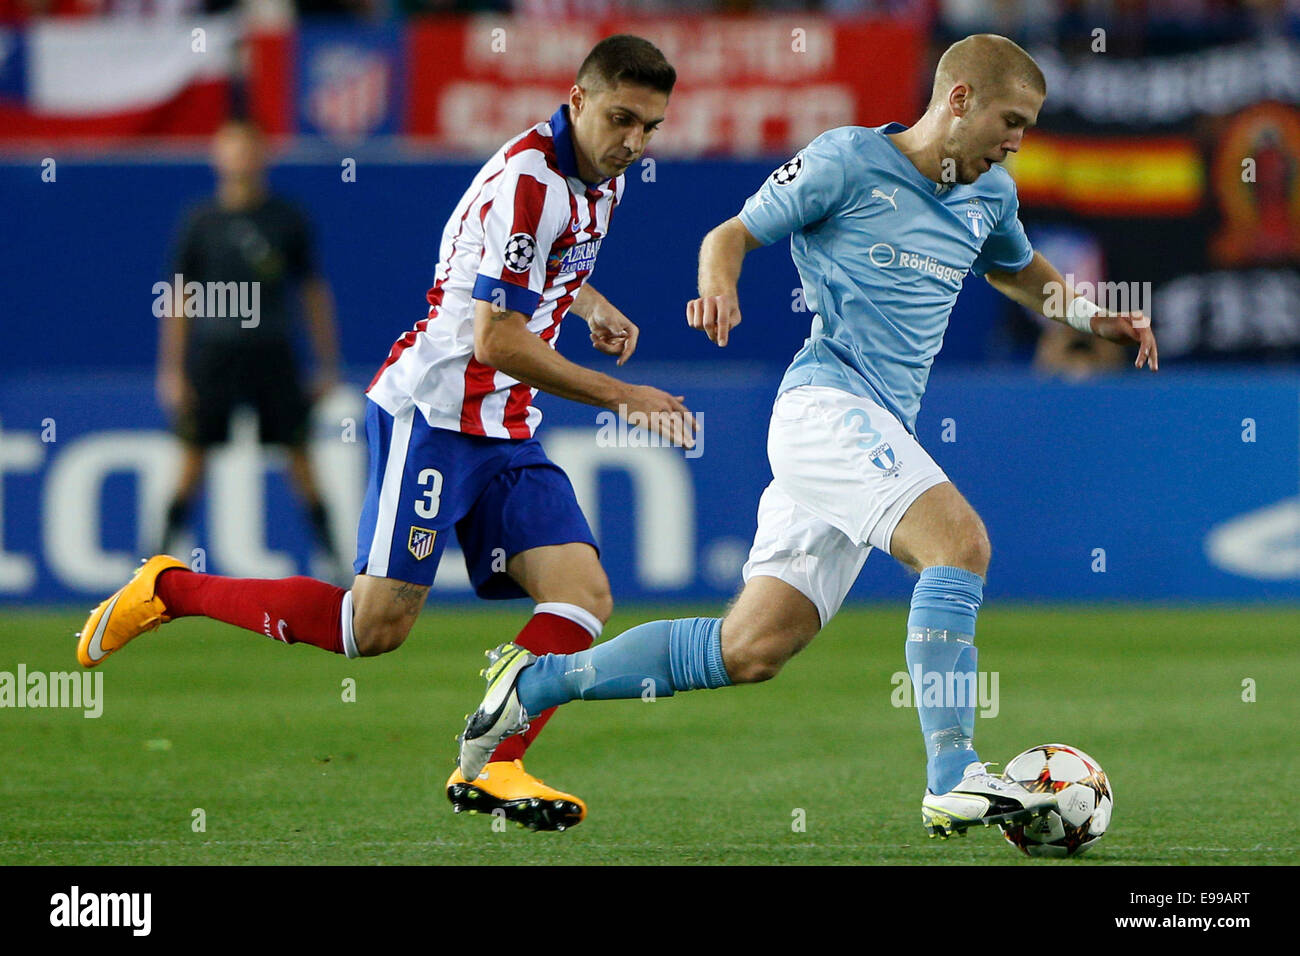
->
[1, 604, 1296, 865]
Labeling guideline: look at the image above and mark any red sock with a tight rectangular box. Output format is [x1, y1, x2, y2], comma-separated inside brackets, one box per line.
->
[490, 608, 597, 763]
[156, 568, 346, 654]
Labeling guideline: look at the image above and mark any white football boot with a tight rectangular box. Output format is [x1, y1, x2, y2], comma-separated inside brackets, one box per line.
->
[922, 760, 1056, 838]
[457, 643, 534, 782]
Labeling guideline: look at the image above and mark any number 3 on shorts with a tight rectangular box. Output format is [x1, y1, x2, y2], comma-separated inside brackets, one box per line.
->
[842, 409, 881, 448]
[415, 467, 444, 519]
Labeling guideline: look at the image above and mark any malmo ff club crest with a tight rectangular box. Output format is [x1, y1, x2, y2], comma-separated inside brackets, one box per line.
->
[870, 442, 899, 474]
[408, 527, 437, 560]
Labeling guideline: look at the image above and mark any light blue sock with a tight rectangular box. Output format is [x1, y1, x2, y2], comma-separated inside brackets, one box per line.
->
[517, 617, 731, 714]
[905, 565, 984, 795]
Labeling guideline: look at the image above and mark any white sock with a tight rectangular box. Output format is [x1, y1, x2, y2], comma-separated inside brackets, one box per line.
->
[340, 590, 359, 659]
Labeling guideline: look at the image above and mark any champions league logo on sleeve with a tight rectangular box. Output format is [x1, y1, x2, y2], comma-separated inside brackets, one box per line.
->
[503, 233, 537, 273]
[771, 154, 803, 185]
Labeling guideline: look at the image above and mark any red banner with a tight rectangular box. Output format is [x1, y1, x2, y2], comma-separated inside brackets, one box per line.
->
[406, 17, 924, 156]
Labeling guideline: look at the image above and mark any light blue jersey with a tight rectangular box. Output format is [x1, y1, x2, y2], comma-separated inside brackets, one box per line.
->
[739, 122, 1034, 436]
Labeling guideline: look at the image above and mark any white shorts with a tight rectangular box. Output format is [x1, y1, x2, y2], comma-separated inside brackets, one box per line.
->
[741, 386, 949, 625]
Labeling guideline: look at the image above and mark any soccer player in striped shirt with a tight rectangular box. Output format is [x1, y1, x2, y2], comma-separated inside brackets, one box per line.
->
[457, 35, 1159, 837]
[76, 35, 694, 832]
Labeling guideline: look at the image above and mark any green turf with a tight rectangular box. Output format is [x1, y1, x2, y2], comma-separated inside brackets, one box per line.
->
[1, 604, 1296, 865]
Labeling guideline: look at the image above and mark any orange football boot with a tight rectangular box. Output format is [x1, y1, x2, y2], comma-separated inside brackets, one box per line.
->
[76, 555, 187, 667]
[446, 759, 586, 832]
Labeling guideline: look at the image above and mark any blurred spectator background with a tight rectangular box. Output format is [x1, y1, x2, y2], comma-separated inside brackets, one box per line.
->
[2, 1, 1297, 31]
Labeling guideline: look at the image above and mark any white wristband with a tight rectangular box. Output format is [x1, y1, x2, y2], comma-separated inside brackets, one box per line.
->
[1065, 296, 1101, 334]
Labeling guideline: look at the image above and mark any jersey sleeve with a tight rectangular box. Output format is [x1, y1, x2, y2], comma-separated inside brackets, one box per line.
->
[474, 163, 568, 317]
[971, 180, 1035, 276]
[738, 132, 849, 246]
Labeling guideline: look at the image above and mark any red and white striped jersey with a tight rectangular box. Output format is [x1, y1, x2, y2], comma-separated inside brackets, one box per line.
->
[366, 105, 624, 438]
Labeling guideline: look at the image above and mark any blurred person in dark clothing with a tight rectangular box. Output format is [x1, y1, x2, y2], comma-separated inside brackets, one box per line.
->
[157, 119, 347, 577]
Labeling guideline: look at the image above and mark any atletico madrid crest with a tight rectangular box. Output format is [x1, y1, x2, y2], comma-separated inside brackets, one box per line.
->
[407, 527, 437, 560]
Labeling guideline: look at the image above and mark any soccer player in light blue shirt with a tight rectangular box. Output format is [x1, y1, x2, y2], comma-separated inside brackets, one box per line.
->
[739, 117, 1036, 437]
[457, 34, 1159, 837]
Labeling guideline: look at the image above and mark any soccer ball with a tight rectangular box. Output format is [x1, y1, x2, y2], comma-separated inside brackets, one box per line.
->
[999, 743, 1113, 857]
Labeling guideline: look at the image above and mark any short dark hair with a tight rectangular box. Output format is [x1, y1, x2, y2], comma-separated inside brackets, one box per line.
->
[576, 35, 676, 96]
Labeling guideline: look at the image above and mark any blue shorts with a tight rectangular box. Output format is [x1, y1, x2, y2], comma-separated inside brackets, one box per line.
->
[353, 399, 597, 599]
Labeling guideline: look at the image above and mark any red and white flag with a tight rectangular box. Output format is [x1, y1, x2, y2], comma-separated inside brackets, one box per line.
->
[0, 14, 238, 143]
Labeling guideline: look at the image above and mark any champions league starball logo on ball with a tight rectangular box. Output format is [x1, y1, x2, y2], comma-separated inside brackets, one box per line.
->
[503, 233, 537, 273]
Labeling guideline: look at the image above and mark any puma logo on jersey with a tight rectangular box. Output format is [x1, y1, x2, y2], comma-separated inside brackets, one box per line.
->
[871, 187, 899, 211]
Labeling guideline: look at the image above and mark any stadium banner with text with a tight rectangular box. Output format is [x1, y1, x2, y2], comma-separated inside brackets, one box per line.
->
[403, 16, 925, 156]
[1007, 38, 1300, 364]
[1, 370, 1295, 605]
[0, 15, 922, 152]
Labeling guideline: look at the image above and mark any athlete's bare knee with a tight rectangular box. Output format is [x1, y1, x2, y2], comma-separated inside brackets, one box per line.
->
[509, 545, 613, 623]
[582, 582, 614, 625]
[353, 625, 403, 657]
[719, 578, 820, 684]
[352, 618, 411, 656]
[719, 620, 793, 684]
[350, 577, 425, 656]
[934, 522, 991, 577]
[729, 651, 786, 684]
[552, 574, 613, 624]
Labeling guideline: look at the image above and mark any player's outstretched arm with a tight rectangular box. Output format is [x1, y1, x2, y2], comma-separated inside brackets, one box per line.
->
[473, 299, 696, 449]
[985, 251, 1158, 371]
[571, 283, 639, 366]
[686, 217, 762, 347]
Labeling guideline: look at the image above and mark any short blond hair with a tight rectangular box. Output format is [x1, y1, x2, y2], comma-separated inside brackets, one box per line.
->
[929, 34, 1046, 109]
